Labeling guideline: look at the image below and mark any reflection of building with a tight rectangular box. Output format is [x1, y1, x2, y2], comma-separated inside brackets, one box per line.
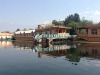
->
[0, 41, 13, 48]
[36, 44, 72, 58]
[0, 32, 13, 40]
[14, 30, 35, 40]
[77, 25, 100, 41]
[13, 41, 34, 52]
[37, 43, 100, 60]
[36, 44, 71, 51]
[34, 25, 71, 43]
[77, 43, 100, 59]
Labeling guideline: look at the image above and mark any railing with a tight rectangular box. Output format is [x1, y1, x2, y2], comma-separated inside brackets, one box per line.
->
[35, 34, 71, 40]
[35, 45, 71, 51]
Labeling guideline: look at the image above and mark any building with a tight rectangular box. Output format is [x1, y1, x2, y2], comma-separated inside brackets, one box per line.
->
[0, 32, 13, 40]
[14, 30, 35, 41]
[34, 25, 71, 43]
[77, 25, 100, 42]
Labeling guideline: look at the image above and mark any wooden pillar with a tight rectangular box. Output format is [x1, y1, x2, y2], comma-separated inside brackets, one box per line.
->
[86, 28, 88, 34]
[58, 29, 59, 33]
[65, 29, 66, 33]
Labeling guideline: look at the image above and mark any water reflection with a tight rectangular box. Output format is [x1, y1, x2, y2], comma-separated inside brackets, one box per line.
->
[77, 43, 100, 59]
[13, 41, 34, 52]
[12, 41, 100, 62]
[2, 41, 100, 63]
[0, 41, 13, 48]
[0, 41, 100, 75]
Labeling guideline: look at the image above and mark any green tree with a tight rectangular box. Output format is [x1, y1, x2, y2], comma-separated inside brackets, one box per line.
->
[68, 22, 79, 28]
[52, 20, 64, 26]
[79, 18, 93, 26]
[74, 13, 80, 22]
[68, 22, 79, 35]
[52, 20, 60, 25]
[64, 13, 80, 26]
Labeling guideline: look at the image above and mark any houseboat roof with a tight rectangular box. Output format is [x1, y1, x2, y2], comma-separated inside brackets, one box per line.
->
[0, 32, 13, 36]
[77, 25, 100, 29]
[35, 26, 71, 32]
[15, 30, 35, 34]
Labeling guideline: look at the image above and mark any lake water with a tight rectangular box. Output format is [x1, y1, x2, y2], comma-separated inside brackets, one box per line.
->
[0, 41, 100, 75]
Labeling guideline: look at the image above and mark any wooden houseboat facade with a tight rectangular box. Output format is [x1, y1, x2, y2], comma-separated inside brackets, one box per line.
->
[77, 25, 100, 42]
[34, 25, 71, 43]
[14, 30, 35, 41]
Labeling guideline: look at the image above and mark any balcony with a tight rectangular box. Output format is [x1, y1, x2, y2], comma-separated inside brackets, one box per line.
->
[35, 33, 71, 40]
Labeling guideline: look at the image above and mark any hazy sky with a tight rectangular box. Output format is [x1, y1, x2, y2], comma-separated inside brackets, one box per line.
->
[0, 0, 100, 32]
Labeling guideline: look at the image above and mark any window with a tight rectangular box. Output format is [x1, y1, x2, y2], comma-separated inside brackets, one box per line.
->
[91, 29, 97, 35]
[80, 29, 87, 34]
[92, 49, 97, 54]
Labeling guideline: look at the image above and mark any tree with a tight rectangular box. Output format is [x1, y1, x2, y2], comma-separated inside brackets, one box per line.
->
[52, 20, 59, 25]
[79, 18, 93, 26]
[98, 22, 100, 25]
[23, 28, 27, 31]
[16, 28, 20, 31]
[64, 13, 80, 26]
[68, 22, 79, 28]
[68, 22, 79, 35]
[74, 13, 80, 22]
[52, 20, 64, 26]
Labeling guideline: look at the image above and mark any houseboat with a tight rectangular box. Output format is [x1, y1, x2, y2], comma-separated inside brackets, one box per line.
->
[77, 25, 100, 42]
[14, 30, 35, 41]
[34, 25, 71, 44]
[0, 32, 13, 40]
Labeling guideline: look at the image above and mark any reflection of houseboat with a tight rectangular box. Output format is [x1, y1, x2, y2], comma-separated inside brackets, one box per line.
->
[0, 41, 13, 48]
[35, 44, 72, 52]
[34, 25, 71, 43]
[36, 44, 74, 58]
[77, 43, 100, 59]
[14, 30, 35, 41]
[77, 25, 100, 41]
[37, 43, 100, 60]
[13, 41, 34, 52]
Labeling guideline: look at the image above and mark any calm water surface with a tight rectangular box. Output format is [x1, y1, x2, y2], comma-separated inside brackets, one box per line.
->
[0, 41, 100, 75]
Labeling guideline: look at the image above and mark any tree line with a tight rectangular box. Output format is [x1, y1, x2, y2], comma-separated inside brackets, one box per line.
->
[52, 13, 97, 35]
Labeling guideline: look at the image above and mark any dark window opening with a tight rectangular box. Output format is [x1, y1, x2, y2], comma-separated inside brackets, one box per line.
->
[91, 29, 97, 35]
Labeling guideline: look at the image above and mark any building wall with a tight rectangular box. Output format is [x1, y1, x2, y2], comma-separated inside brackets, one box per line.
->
[77, 27, 100, 41]
[0, 33, 13, 39]
[88, 28, 100, 37]
[40, 28, 69, 34]
[14, 32, 34, 41]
